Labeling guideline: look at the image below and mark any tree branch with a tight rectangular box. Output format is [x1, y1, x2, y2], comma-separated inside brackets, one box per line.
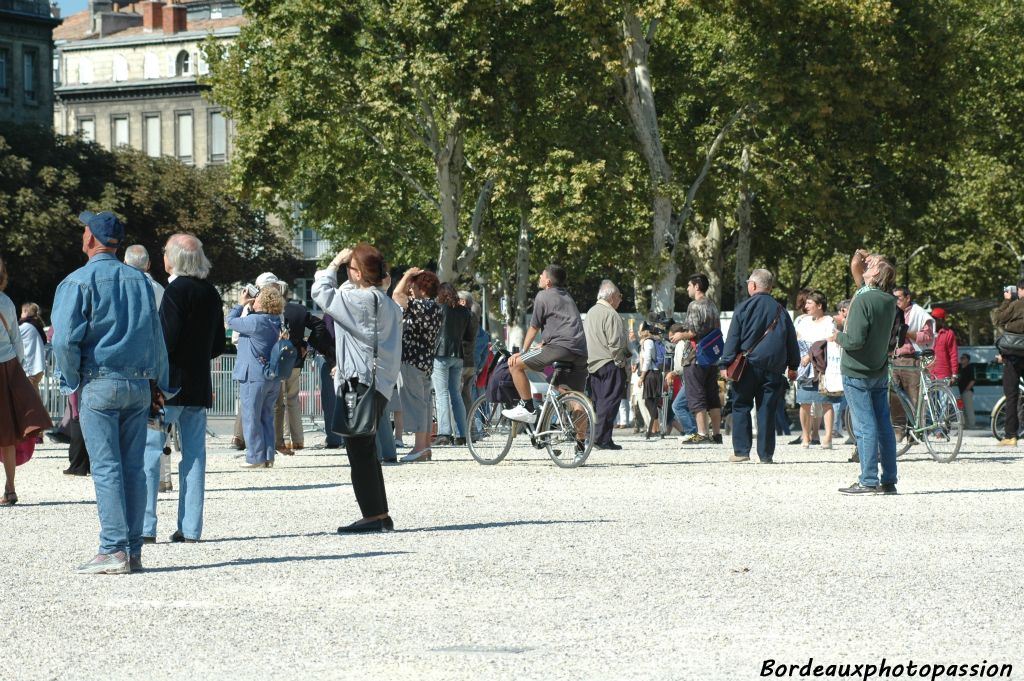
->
[672, 105, 747, 236]
[354, 120, 440, 210]
[455, 177, 496, 273]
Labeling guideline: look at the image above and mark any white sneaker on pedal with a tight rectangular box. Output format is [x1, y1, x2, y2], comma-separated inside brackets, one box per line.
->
[501, 404, 537, 424]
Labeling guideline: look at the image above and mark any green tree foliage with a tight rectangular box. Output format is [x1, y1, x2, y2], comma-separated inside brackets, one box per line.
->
[0, 124, 299, 312]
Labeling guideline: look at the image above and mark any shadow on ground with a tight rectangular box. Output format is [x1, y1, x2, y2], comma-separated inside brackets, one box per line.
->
[142, 550, 410, 573]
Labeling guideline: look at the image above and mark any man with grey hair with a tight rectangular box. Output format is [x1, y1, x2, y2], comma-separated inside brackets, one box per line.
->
[584, 280, 628, 449]
[455, 290, 481, 434]
[124, 244, 164, 309]
[718, 268, 799, 463]
[141, 233, 225, 543]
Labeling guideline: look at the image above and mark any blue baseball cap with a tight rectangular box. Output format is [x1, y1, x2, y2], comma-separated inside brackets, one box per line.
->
[78, 210, 125, 247]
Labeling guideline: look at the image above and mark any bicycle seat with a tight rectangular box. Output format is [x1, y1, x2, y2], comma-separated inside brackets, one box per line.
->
[551, 361, 575, 370]
[914, 349, 936, 360]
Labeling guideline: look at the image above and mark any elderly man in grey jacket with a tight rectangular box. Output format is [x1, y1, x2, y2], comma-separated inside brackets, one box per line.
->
[584, 280, 628, 450]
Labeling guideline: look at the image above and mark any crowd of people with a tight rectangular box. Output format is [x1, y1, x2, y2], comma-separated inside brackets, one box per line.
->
[0, 209, 1015, 574]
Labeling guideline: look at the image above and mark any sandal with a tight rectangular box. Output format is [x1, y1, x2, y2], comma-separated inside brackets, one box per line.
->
[0, 491, 18, 506]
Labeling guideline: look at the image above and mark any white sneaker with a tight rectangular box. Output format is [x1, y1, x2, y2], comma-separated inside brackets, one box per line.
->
[501, 404, 537, 424]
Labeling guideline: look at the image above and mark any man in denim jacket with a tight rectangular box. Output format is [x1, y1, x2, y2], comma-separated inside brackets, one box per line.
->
[52, 211, 171, 575]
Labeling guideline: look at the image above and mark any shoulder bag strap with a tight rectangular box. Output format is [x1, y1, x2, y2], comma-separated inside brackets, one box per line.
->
[370, 293, 379, 389]
[742, 304, 784, 356]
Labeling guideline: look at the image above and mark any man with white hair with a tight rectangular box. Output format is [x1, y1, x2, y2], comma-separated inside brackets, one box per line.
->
[125, 244, 171, 492]
[124, 244, 164, 309]
[584, 280, 628, 450]
[142, 233, 225, 543]
[718, 268, 799, 464]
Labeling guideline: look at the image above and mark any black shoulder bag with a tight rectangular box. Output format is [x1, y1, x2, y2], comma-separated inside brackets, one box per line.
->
[331, 293, 388, 438]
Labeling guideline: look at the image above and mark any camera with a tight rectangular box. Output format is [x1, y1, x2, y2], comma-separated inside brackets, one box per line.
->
[244, 283, 260, 298]
[1004, 285, 1018, 300]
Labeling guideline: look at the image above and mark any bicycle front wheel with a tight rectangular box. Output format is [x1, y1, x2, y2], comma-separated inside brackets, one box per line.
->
[922, 384, 963, 463]
[466, 396, 516, 465]
[542, 391, 596, 469]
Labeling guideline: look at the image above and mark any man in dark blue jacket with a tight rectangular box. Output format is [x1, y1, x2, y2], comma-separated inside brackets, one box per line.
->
[718, 269, 800, 463]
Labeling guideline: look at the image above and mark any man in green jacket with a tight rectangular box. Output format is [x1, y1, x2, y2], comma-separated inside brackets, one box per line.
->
[832, 252, 899, 495]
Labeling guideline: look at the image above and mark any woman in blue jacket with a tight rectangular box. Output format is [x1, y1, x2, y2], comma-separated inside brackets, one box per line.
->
[227, 286, 285, 468]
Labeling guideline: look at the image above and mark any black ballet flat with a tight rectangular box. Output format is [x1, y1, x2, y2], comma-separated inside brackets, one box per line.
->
[337, 517, 394, 534]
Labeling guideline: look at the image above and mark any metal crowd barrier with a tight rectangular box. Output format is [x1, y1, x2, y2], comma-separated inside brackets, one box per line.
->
[39, 350, 328, 431]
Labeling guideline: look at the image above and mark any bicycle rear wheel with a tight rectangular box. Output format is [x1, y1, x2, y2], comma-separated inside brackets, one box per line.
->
[466, 395, 516, 465]
[991, 397, 1007, 440]
[888, 387, 915, 457]
[922, 384, 963, 463]
[990, 394, 1024, 440]
[541, 391, 595, 469]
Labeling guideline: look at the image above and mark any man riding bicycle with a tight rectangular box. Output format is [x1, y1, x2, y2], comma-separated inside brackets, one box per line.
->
[502, 264, 589, 424]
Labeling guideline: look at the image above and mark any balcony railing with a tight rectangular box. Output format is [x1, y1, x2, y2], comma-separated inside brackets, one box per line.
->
[0, 0, 54, 17]
[292, 237, 333, 261]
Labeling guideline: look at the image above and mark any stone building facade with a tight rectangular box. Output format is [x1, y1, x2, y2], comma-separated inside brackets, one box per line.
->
[53, 1, 242, 167]
[0, 0, 62, 127]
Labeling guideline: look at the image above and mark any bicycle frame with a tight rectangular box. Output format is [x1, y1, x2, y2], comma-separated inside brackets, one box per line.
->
[889, 361, 938, 441]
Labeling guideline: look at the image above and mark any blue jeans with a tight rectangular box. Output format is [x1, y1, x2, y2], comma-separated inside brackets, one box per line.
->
[671, 386, 697, 435]
[240, 380, 280, 464]
[843, 375, 898, 487]
[78, 378, 150, 556]
[432, 357, 467, 438]
[143, 406, 208, 540]
[318, 356, 342, 447]
[730, 367, 787, 461]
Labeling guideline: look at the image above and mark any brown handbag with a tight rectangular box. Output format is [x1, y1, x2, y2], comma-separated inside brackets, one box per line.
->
[724, 306, 784, 382]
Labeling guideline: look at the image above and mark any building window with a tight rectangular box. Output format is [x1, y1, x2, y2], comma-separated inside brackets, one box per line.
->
[111, 115, 129, 147]
[211, 5, 222, 19]
[143, 53, 160, 79]
[175, 111, 193, 163]
[144, 114, 161, 157]
[78, 117, 96, 143]
[52, 52, 60, 86]
[112, 55, 129, 82]
[209, 110, 227, 163]
[78, 58, 94, 85]
[175, 50, 191, 77]
[0, 48, 9, 98]
[23, 49, 37, 102]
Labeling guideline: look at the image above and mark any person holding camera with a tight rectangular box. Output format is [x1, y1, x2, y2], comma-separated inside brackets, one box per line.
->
[227, 286, 286, 468]
[313, 244, 402, 533]
[994, 279, 1024, 446]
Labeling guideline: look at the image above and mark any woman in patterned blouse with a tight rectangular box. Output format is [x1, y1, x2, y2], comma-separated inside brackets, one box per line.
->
[392, 267, 443, 462]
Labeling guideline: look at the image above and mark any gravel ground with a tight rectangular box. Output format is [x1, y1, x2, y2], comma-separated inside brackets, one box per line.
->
[2, 429, 1022, 680]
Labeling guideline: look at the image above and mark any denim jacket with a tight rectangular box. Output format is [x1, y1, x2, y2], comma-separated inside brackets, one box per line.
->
[226, 305, 282, 382]
[52, 253, 171, 395]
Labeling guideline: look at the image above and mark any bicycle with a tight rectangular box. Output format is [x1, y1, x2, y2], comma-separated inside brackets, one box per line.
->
[989, 377, 1024, 440]
[888, 349, 963, 462]
[467, 344, 596, 468]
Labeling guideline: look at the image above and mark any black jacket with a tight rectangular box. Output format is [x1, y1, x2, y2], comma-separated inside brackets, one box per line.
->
[435, 304, 474, 359]
[283, 301, 328, 361]
[161, 276, 226, 408]
[719, 292, 799, 374]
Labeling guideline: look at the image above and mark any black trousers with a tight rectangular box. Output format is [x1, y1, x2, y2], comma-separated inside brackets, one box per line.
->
[66, 419, 90, 475]
[590, 363, 625, 446]
[345, 434, 389, 517]
[1004, 357, 1022, 438]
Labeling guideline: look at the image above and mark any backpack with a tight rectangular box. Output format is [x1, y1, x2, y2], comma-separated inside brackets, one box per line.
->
[263, 318, 298, 380]
[888, 306, 908, 355]
[695, 327, 725, 367]
[653, 340, 667, 369]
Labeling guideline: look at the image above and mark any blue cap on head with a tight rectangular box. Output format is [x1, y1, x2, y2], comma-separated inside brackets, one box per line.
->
[78, 211, 125, 247]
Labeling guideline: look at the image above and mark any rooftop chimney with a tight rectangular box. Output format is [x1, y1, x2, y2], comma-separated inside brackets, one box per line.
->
[162, 3, 187, 34]
[142, 0, 164, 31]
